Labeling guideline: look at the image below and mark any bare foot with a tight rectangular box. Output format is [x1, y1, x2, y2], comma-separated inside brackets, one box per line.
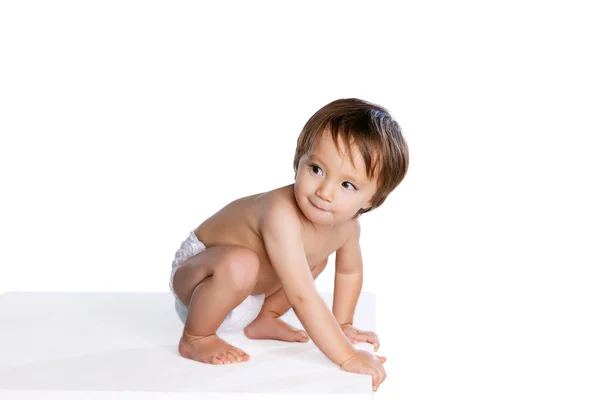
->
[244, 313, 309, 342]
[179, 331, 249, 365]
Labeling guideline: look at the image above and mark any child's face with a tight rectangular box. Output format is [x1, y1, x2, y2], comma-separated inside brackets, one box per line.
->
[294, 129, 378, 226]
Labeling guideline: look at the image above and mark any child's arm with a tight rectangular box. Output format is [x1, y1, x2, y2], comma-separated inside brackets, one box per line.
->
[333, 220, 363, 326]
[260, 201, 356, 366]
[334, 221, 381, 351]
[254, 259, 327, 318]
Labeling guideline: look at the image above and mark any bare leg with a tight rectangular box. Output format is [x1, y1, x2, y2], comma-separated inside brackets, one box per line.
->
[173, 245, 259, 365]
[244, 258, 327, 342]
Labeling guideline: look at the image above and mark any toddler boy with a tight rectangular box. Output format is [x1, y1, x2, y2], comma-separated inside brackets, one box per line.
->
[170, 98, 409, 391]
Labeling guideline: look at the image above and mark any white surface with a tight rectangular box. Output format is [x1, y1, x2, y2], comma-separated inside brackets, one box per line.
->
[0, 291, 375, 399]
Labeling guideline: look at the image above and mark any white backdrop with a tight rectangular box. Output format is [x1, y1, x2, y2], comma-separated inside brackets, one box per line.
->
[1, 1, 599, 399]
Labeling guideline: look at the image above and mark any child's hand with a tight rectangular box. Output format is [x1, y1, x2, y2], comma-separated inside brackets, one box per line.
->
[339, 349, 387, 391]
[340, 323, 381, 351]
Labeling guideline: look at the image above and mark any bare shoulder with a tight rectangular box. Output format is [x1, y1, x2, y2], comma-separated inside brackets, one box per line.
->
[258, 184, 303, 235]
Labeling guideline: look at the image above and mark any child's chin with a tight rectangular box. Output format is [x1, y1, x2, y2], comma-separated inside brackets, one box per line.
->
[307, 212, 336, 225]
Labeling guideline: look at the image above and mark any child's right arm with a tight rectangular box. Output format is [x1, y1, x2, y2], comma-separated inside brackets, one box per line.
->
[260, 200, 386, 391]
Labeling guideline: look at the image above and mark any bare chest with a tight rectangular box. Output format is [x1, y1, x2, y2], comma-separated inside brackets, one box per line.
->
[301, 231, 345, 266]
[248, 229, 345, 296]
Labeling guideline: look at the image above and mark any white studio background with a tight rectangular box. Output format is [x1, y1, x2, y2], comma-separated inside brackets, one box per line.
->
[1, 1, 599, 399]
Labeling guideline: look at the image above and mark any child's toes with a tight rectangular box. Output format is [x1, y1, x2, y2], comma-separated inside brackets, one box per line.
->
[230, 349, 243, 362]
[228, 350, 242, 362]
[217, 353, 230, 364]
[296, 330, 309, 342]
[233, 347, 250, 361]
[228, 351, 240, 363]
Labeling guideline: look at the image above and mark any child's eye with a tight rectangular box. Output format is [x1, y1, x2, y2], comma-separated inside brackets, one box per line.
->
[342, 182, 357, 190]
[310, 164, 323, 176]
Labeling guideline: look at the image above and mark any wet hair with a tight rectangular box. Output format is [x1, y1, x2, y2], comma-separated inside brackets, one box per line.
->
[293, 98, 409, 216]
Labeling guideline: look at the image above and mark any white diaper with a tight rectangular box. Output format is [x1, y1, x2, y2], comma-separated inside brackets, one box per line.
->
[170, 230, 265, 333]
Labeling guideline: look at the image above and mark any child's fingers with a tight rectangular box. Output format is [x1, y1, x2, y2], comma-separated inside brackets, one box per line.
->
[357, 334, 373, 344]
[346, 329, 380, 350]
[363, 331, 380, 350]
[365, 330, 380, 342]
[355, 332, 380, 350]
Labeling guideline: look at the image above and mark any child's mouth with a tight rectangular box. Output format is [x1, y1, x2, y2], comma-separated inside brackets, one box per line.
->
[310, 200, 330, 212]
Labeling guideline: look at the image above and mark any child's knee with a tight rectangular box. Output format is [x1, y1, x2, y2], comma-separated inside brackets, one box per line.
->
[219, 246, 260, 291]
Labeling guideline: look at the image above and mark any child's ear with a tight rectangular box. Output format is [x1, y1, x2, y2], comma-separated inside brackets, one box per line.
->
[358, 197, 374, 215]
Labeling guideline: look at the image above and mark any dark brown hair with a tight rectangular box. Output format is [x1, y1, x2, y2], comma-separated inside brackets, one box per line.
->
[293, 98, 409, 216]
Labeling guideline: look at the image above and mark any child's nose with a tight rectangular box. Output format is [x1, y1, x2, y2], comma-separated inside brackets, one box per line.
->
[316, 182, 335, 202]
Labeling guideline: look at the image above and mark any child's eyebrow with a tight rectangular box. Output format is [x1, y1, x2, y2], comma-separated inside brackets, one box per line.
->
[309, 155, 364, 183]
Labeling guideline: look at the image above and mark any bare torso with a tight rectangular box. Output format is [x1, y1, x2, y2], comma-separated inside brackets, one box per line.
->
[195, 184, 350, 297]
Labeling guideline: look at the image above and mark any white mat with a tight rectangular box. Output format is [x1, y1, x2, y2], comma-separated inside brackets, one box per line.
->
[0, 292, 376, 399]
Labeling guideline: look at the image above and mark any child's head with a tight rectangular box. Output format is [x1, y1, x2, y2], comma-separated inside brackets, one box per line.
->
[293, 98, 408, 223]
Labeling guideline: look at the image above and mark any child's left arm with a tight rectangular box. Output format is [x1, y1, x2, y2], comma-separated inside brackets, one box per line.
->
[333, 221, 381, 352]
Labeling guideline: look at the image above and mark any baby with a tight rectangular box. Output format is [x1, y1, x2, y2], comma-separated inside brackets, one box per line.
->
[170, 98, 409, 392]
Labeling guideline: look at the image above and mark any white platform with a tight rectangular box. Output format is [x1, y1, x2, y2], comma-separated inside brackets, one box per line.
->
[0, 292, 376, 399]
